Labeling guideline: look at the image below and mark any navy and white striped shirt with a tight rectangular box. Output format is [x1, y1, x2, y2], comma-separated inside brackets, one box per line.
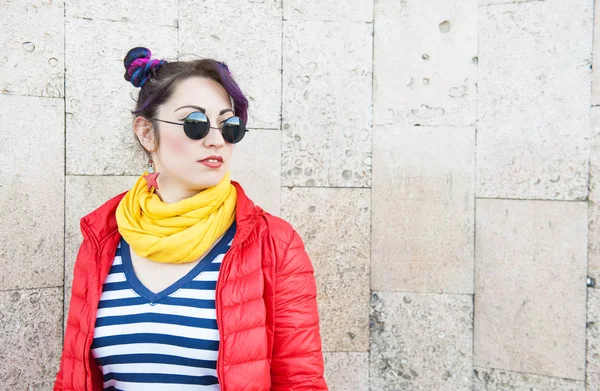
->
[91, 223, 236, 390]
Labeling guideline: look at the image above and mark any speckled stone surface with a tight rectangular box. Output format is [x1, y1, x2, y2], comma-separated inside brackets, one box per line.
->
[587, 288, 600, 389]
[230, 129, 281, 216]
[0, 95, 64, 290]
[371, 126, 475, 294]
[373, 0, 478, 127]
[369, 291, 473, 390]
[179, 0, 282, 130]
[1, 1, 597, 390]
[475, 199, 587, 380]
[65, 17, 177, 175]
[473, 367, 585, 391]
[0, 0, 64, 97]
[66, 0, 178, 26]
[0, 287, 63, 390]
[323, 352, 369, 390]
[282, 21, 372, 187]
[476, 0, 592, 200]
[64, 175, 137, 321]
[283, 0, 373, 22]
[282, 187, 370, 352]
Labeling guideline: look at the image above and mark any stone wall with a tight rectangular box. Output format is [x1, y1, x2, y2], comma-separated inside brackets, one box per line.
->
[0, 0, 597, 389]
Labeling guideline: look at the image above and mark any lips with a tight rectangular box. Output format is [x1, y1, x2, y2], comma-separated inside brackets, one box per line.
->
[199, 155, 224, 169]
[199, 155, 223, 163]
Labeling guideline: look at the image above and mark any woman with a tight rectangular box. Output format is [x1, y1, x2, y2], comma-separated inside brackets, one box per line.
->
[53, 47, 328, 391]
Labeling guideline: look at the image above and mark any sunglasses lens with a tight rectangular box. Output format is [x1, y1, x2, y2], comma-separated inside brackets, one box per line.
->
[222, 116, 246, 144]
[183, 111, 209, 140]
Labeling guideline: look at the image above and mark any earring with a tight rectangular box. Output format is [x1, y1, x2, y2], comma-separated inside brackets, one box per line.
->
[143, 157, 160, 192]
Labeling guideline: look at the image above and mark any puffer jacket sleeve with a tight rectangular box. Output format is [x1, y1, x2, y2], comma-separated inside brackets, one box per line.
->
[271, 229, 328, 390]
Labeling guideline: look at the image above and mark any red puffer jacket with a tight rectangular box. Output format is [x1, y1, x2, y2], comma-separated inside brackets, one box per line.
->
[53, 181, 328, 390]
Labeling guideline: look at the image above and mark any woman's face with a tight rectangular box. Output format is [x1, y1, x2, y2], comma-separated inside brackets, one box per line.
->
[148, 76, 235, 197]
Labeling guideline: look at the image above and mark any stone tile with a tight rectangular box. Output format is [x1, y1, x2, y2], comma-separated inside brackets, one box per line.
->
[179, 0, 281, 130]
[230, 129, 280, 217]
[281, 188, 370, 351]
[0, 95, 64, 290]
[369, 291, 473, 390]
[282, 21, 372, 187]
[473, 366, 584, 391]
[476, 1, 592, 200]
[283, 0, 373, 22]
[373, 0, 477, 127]
[66, 0, 177, 26]
[0, 287, 63, 389]
[0, 0, 64, 97]
[323, 352, 369, 391]
[65, 18, 177, 175]
[64, 175, 137, 319]
[588, 288, 600, 389]
[371, 126, 475, 294]
[589, 107, 600, 284]
[475, 199, 588, 380]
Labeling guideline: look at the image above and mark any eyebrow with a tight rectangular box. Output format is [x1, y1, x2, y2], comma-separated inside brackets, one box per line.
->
[175, 105, 233, 116]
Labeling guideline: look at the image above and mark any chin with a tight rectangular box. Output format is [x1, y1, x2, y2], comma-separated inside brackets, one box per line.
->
[190, 171, 227, 190]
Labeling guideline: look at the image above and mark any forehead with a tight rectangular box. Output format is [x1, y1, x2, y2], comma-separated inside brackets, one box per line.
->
[167, 76, 231, 112]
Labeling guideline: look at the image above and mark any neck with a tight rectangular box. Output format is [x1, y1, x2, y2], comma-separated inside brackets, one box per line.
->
[154, 176, 208, 204]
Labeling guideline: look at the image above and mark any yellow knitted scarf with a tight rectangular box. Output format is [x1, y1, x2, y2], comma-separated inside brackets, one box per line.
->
[115, 171, 237, 264]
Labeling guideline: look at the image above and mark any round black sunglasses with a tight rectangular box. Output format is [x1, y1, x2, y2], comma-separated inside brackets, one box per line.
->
[150, 111, 248, 144]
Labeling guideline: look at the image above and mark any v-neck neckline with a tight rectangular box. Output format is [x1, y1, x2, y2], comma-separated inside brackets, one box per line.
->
[120, 223, 236, 304]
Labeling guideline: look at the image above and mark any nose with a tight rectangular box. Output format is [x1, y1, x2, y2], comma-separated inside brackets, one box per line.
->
[202, 124, 226, 147]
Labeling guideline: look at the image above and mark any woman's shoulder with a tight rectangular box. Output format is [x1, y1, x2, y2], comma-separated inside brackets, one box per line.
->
[257, 210, 297, 247]
[79, 190, 128, 243]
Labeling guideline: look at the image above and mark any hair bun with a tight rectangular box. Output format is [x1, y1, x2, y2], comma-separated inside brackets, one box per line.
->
[123, 47, 167, 88]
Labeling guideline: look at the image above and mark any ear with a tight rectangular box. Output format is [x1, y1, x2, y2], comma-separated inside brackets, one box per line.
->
[133, 116, 157, 152]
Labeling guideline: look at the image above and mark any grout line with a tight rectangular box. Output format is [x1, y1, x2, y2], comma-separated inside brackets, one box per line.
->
[70, 14, 176, 28]
[473, 1, 481, 376]
[0, 285, 64, 293]
[372, 123, 477, 128]
[282, 18, 372, 23]
[322, 351, 370, 354]
[368, 2, 375, 389]
[62, 0, 68, 341]
[473, 364, 584, 384]
[177, 0, 180, 60]
[481, 0, 542, 6]
[0, 92, 62, 100]
[369, 289, 475, 297]
[279, 0, 285, 219]
[584, 0, 598, 384]
[475, 196, 588, 203]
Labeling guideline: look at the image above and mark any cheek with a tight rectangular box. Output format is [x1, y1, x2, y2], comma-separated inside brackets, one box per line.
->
[224, 145, 234, 165]
[159, 130, 193, 161]
[159, 131, 193, 169]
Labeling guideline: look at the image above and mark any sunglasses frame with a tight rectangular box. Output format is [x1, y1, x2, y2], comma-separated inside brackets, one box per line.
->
[150, 111, 248, 144]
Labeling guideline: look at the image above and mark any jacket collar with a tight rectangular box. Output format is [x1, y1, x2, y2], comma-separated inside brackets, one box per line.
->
[80, 180, 262, 246]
